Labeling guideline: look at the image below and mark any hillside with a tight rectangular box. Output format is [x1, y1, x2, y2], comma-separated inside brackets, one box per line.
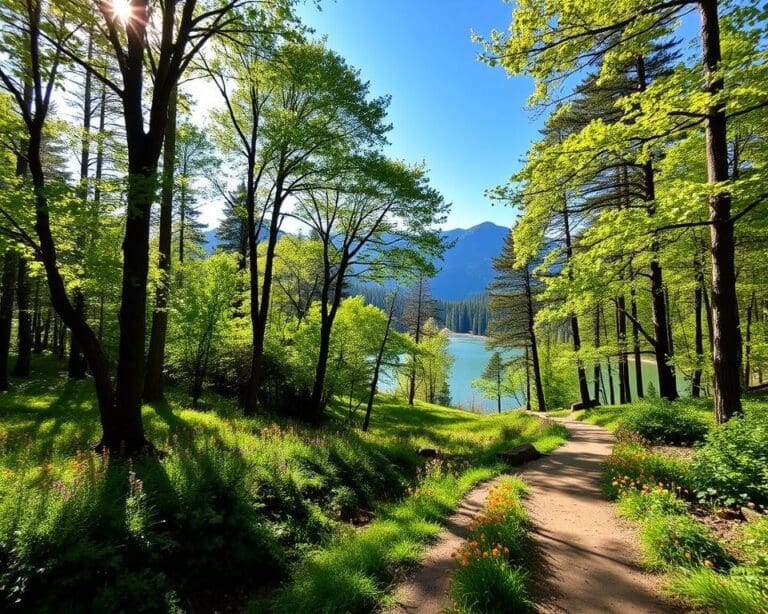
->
[432, 221, 509, 300]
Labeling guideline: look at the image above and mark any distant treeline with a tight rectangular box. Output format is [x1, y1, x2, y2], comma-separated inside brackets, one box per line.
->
[355, 285, 490, 336]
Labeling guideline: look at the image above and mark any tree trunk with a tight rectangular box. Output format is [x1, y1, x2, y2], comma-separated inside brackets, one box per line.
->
[33, 280, 43, 354]
[630, 286, 644, 398]
[699, 0, 742, 422]
[408, 276, 425, 406]
[245, 171, 286, 415]
[562, 205, 591, 405]
[111, 156, 156, 450]
[692, 257, 705, 397]
[524, 346, 532, 411]
[12, 258, 32, 377]
[68, 34, 93, 381]
[525, 264, 546, 411]
[650, 260, 678, 399]
[616, 295, 630, 404]
[42, 309, 51, 351]
[144, 86, 177, 402]
[637, 56, 678, 401]
[0, 253, 17, 391]
[593, 305, 602, 402]
[497, 367, 502, 414]
[67, 292, 87, 379]
[363, 291, 398, 432]
[744, 291, 755, 389]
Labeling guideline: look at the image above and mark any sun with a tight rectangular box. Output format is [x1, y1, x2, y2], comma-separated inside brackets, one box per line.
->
[111, 0, 133, 23]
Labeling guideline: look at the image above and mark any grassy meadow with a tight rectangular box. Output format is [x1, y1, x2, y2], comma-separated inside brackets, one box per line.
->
[0, 355, 567, 612]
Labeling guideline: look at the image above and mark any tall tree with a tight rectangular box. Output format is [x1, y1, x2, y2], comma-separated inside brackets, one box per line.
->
[479, 0, 768, 421]
[0, 0, 279, 452]
[208, 37, 389, 414]
[293, 155, 447, 417]
[488, 232, 547, 412]
[402, 275, 437, 406]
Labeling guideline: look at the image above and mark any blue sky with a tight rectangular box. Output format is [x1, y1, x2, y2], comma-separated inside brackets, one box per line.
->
[296, 0, 540, 230]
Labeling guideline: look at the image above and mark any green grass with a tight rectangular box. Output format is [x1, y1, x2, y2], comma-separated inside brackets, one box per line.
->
[575, 397, 715, 434]
[0, 354, 568, 611]
[449, 477, 533, 613]
[267, 426, 565, 613]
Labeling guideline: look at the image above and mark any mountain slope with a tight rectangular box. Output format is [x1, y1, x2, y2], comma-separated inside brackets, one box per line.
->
[431, 221, 509, 300]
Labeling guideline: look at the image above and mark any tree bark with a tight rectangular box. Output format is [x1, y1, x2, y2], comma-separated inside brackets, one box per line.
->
[524, 264, 546, 411]
[0, 253, 17, 390]
[699, 0, 742, 422]
[408, 276, 426, 406]
[12, 258, 32, 377]
[744, 291, 755, 389]
[616, 295, 630, 404]
[32, 280, 43, 354]
[245, 170, 286, 415]
[637, 56, 678, 401]
[562, 205, 591, 405]
[692, 256, 705, 397]
[593, 305, 603, 402]
[144, 86, 177, 402]
[650, 260, 678, 399]
[630, 286, 644, 398]
[68, 34, 93, 381]
[363, 291, 398, 432]
[309, 262, 347, 417]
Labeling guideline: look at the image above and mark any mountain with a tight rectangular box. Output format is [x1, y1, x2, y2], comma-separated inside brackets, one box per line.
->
[431, 222, 509, 300]
[203, 220, 510, 302]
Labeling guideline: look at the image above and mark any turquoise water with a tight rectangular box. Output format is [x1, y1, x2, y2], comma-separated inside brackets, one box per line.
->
[380, 334, 689, 414]
[378, 335, 521, 413]
[446, 335, 520, 412]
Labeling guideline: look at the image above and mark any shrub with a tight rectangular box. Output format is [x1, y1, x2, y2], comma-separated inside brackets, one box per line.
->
[621, 402, 709, 445]
[691, 409, 768, 507]
[604, 442, 692, 500]
[640, 514, 728, 571]
[616, 485, 688, 520]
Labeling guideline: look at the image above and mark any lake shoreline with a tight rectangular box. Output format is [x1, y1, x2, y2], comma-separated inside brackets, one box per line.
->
[447, 332, 489, 341]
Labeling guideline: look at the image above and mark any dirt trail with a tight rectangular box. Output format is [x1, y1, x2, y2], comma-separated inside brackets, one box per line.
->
[390, 417, 683, 614]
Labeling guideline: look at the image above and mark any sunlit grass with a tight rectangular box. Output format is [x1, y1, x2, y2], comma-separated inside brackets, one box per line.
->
[0, 354, 568, 611]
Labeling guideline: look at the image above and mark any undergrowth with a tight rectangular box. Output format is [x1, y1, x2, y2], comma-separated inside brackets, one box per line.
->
[449, 477, 533, 614]
[0, 356, 567, 611]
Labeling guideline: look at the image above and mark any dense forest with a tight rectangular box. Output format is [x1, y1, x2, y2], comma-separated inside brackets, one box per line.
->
[359, 284, 491, 336]
[477, 1, 768, 419]
[0, 0, 766, 612]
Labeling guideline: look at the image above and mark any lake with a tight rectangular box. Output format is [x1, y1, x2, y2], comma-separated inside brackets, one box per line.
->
[380, 334, 689, 414]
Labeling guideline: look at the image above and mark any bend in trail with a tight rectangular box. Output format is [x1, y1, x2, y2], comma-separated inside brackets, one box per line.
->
[390, 417, 683, 614]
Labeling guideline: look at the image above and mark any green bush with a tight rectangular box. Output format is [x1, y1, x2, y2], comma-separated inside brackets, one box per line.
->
[604, 441, 692, 500]
[616, 486, 688, 520]
[640, 514, 728, 571]
[741, 517, 768, 569]
[621, 402, 709, 445]
[691, 409, 768, 506]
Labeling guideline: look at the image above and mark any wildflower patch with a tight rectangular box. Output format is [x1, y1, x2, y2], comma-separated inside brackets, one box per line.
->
[449, 477, 532, 613]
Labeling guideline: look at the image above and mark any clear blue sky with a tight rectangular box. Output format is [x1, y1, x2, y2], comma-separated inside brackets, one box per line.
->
[297, 0, 539, 230]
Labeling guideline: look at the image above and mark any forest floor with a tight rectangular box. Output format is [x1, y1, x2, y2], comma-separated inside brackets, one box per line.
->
[391, 416, 682, 613]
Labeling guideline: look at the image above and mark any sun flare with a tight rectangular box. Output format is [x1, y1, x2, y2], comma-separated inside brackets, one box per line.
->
[111, 0, 133, 23]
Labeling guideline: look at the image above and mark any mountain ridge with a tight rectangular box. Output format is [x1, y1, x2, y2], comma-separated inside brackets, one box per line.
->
[204, 220, 511, 301]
